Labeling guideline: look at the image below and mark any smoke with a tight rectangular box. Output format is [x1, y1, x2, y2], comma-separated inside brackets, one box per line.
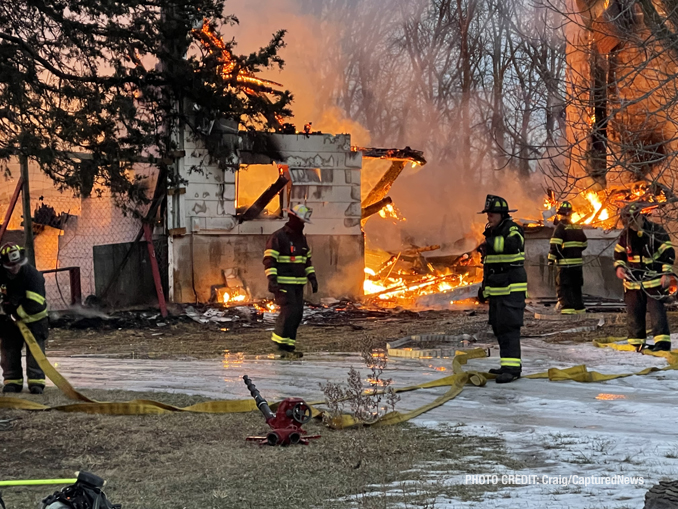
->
[225, 0, 371, 145]
[225, 0, 547, 255]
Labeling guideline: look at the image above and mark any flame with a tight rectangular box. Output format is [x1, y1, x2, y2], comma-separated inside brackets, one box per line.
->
[378, 203, 406, 221]
[568, 191, 610, 225]
[222, 289, 247, 304]
[254, 300, 279, 313]
[363, 251, 483, 306]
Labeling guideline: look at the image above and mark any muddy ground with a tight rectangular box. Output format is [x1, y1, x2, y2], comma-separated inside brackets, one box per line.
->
[45, 305, 665, 360]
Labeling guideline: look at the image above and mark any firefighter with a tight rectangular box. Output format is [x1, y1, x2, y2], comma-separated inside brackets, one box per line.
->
[548, 201, 588, 314]
[0, 243, 49, 393]
[614, 204, 675, 351]
[263, 204, 318, 358]
[477, 195, 527, 383]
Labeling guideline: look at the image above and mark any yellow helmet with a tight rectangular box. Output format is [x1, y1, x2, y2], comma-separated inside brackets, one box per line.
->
[288, 204, 313, 223]
[0, 243, 26, 269]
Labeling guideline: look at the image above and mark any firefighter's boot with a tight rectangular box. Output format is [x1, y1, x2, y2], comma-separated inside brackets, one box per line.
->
[650, 342, 671, 352]
[2, 383, 22, 393]
[29, 385, 44, 394]
[495, 371, 520, 384]
[488, 367, 505, 375]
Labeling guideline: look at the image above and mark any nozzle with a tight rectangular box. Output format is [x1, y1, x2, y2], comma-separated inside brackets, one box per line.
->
[243, 375, 275, 421]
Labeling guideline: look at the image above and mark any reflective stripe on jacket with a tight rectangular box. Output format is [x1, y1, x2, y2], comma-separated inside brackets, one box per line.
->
[613, 219, 675, 291]
[263, 225, 316, 285]
[548, 220, 588, 267]
[481, 218, 527, 298]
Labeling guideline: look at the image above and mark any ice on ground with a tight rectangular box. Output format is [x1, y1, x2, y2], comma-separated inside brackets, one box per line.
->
[45, 336, 678, 507]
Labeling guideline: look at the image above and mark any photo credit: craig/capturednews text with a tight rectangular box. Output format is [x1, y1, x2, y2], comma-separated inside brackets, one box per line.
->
[465, 474, 645, 486]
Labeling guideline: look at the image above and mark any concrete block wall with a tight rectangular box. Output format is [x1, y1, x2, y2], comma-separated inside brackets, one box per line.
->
[170, 132, 365, 302]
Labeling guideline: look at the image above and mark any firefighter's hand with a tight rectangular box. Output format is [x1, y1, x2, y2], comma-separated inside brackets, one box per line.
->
[616, 267, 627, 280]
[661, 274, 672, 289]
[309, 277, 318, 294]
[1, 301, 16, 317]
[267, 277, 279, 294]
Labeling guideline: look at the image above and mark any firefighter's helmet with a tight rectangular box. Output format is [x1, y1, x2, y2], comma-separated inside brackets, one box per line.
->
[0, 243, 26, 269]
[288, 204, 313, 223]
[557, 201, 573, 216]
[478, 194, 517, 214]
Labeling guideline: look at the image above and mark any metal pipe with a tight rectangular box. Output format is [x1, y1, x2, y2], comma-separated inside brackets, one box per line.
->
[243, 375, 275, 421]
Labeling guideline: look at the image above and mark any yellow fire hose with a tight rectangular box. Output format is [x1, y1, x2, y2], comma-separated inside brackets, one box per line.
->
[1, 322, 677, 429]
[0, 479, 77, 487]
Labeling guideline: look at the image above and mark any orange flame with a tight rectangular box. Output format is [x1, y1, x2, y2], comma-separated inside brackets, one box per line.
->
[378, 203, 406, 221]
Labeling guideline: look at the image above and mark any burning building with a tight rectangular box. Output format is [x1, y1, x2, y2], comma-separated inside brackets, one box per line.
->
[167, 130, 365, 303]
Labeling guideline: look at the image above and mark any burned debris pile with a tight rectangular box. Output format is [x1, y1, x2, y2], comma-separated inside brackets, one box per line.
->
[364, 244, 483, 308]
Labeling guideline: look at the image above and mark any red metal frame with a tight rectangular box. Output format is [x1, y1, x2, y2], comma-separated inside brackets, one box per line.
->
[0, 177, 24, 243]
[41, 267, 82, 305]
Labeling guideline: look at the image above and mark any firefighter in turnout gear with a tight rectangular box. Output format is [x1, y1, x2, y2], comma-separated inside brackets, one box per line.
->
[0, 243, 49, 394]
[263, 204, 318, 358]
[548, 201, 588, 314]
[478, 195, 527, 383]
[614, 204, 675, 352]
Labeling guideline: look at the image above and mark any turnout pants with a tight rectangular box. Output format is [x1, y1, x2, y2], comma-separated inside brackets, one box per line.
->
[624, 289, 670, 346]
[489, 292, 525, 373]
[0, 318, 48, 389]
[271, 285, 305, 351]
[556, 266, 585, 313]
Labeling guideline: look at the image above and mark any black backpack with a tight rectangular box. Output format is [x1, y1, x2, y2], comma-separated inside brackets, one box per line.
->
[41, 472, 120, 509]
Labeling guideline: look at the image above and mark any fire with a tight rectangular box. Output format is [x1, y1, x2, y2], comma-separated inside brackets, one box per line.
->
[253, 300, 279, 313]
[378, 203, 406, 221]
[363, 250, 483, 307]
[222, 288, 248, 304]
[569, 192, 610, 225]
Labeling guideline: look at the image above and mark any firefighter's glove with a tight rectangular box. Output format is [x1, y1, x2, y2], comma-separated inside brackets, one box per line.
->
[615, 267, 627, 280]
[477, 242, 487, 257]
[267, 277, 280, 294]
[661, 274, 672, 289]
[1, 301, 16, 317]
[309, 277, 318, 294]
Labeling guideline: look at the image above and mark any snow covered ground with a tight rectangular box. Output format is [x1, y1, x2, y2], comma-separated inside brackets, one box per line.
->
[47, 335, 678, 508]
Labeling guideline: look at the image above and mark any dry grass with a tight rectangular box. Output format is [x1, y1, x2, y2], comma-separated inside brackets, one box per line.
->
[0, 388, 517, 509]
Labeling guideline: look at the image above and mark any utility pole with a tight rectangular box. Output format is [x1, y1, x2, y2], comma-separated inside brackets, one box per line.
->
[19, 154, 35, 267]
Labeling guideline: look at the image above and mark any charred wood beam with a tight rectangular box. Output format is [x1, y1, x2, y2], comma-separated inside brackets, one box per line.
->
[589, 49, 608, 187]
[401, 245, 441, 256]
[361, 196, 393, 220]
[356, 146, 427, 165]
[239, 174, 290, 222]
[362, 161, 406, 208]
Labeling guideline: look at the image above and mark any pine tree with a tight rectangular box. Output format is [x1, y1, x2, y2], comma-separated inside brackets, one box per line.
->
[0, 0, 292, 205]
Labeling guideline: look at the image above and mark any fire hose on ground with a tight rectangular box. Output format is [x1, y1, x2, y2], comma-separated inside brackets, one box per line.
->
[1, 322, 678, 429]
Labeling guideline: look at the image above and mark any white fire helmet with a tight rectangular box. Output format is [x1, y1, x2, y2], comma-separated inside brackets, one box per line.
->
[288, 204, 313, 223]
